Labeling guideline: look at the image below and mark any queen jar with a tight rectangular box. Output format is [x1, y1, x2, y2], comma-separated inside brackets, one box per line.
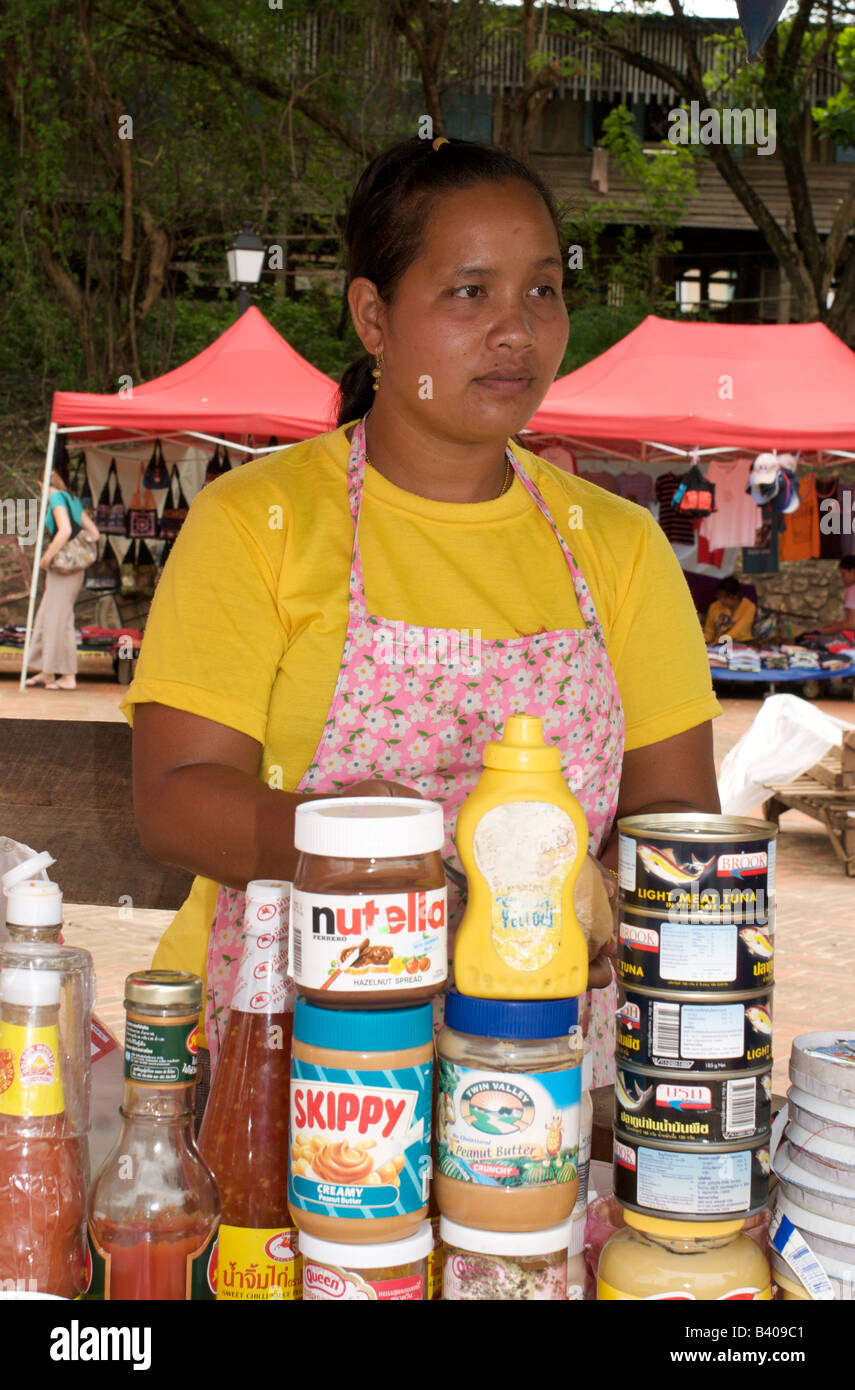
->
[288, 999, 433, 1243]
[291, 798, 447, 1006]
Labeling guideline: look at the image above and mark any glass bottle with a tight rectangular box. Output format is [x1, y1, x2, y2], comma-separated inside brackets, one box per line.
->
[0, 943, 92, 1297]
[87, 971, 219, 1300]
[198, 880, 300, 1300]
[4, 875, 124, 1174]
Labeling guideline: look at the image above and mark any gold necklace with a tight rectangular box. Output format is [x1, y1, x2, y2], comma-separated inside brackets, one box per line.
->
[365, 453, 513, 498]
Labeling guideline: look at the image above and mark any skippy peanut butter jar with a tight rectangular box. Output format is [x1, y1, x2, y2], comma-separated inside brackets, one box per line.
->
[291, 798, 446, 1005]
[288, 999, 433, 1243]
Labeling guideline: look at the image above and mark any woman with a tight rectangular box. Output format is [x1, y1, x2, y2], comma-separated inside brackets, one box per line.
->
[25, 468, 100, 691]
[122, 137, 721, 1095]
[703, 576, 757, 645]
[818, 557, 855, 637]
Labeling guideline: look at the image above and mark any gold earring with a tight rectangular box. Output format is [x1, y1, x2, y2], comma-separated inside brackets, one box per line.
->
[372, 350, 383, 391]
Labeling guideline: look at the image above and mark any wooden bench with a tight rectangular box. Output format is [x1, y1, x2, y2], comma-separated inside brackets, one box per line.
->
[763, 729, 855, 876]
[0, 719, 193, 908]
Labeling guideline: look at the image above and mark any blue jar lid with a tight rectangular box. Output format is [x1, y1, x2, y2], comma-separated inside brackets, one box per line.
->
[444, 988, 579, 1040]
[294, 997, 434, 1052]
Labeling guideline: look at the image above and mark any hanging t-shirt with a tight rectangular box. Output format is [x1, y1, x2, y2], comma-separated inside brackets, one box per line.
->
[698, 458, 760, 551]
[816, 477, 843, 559]
[779, 473, 820, 562]
[742, 503, 782, 575]
[655, 471, 695, 545]
[579, 470, 620, 494]
[616, 471, 654, 511]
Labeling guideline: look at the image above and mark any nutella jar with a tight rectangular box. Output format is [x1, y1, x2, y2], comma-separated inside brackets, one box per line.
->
[289, 999, 433, 1243]
[292, 797, 446, 1006]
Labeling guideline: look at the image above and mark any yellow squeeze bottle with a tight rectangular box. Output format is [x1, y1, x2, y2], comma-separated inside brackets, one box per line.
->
[453, 714, 590, 1000]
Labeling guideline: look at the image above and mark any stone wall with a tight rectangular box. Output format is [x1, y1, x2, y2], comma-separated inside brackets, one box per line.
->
[740, 557, 845, 628]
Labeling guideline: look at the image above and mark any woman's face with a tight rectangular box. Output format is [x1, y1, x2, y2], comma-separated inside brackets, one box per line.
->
[377, 178, 569, 441]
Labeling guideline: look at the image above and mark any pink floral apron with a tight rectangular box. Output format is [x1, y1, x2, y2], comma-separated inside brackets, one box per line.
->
[205, 413, 626, 1083]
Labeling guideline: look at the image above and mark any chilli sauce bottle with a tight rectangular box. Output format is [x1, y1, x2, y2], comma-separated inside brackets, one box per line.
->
[87, 971, 219, 1300]
[198, 880, 301, 1301]
[0, 943, 92, 1298]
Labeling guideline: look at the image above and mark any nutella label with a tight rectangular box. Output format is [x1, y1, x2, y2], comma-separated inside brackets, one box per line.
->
[289, 1060, 432, 1221]
[291, 888, 446, 995]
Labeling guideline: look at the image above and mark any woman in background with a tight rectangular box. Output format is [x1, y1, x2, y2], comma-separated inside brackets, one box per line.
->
[25, 468, 100, 691]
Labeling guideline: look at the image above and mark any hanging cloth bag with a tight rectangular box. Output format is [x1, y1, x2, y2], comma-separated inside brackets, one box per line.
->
[142, 438, 170, 491]
[127, 463, 158, 539]
[673, 464, 716, 518]
[204, 443, 231, 487]
[70, 452, 93, 511]
[95, 459, 128, 535]
[157, 465, 190, 539]
[84, 536, 121, 593]
[120, 539, 157, 598]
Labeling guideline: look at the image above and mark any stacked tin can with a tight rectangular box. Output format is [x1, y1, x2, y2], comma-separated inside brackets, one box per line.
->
[612, 815, 777, 1223]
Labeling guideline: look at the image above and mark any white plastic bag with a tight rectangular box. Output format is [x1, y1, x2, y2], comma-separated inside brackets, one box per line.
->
[718, 694, 855, 816]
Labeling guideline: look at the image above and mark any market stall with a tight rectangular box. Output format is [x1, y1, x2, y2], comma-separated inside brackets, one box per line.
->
[18, 307, 339, 688]
[526, 317, 855, 686]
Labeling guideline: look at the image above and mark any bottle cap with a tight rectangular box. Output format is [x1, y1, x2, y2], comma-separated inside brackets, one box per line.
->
[4, 879, 63, 928]
[294, 997, 433, 1052]
[0, 964, 62, 1006]
[124, 970, 203, 1010]
[243, 881, 290, 934]
[444, 987, 579, 1039]
[482, 714, 561, 772]
[294, 798, 444, 858]
[1, 852, 56, 894]
[298, 1222, 433, 1269]
[439, 1215, 574, 1257]
[623, 1209, 745, 1238]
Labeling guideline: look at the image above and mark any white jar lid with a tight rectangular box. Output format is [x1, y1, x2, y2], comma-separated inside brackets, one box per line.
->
[1, 853, 55, 894]
[439, 1216, 575, 1257]
[5, 879, 62, 928]
[790, 1032, 855, 1105]
[297, 1221, 433, 1267]
[295, 798, 444, 859]
[1, 965, 61, 1006]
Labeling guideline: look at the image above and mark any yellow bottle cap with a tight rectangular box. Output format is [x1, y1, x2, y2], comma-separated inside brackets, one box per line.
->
[482, 714, 561, 772]
[623, 1209, 745, 1239]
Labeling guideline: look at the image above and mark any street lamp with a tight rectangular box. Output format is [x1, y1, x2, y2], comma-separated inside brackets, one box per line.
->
[227, 223, 266, 316]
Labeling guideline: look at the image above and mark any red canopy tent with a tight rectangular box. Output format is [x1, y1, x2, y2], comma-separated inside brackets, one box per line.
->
[51, 305, 339, 441]
[23, 308, 341, 687]
[526, 316, 855, 459]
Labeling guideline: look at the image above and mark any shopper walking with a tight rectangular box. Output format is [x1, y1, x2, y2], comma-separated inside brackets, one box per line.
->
[25, 468, 100, 691]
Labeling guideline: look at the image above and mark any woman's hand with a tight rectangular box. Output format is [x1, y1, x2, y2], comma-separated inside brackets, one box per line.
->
[347, 778, 423, 799]
[39, 553, 53, 572]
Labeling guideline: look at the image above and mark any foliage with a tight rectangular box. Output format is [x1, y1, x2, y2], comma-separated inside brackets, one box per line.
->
[813, 28, 855, 145]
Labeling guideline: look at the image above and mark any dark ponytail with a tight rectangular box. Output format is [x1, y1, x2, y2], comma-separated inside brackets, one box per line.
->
[336, 136, 563, 428]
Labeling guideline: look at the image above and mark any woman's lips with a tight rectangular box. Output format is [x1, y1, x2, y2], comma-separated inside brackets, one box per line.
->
[474, 376, 533, 396]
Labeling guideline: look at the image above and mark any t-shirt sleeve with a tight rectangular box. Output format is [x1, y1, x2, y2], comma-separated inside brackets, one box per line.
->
[120, 486, 285, 745]
[607, 510, 721, 751]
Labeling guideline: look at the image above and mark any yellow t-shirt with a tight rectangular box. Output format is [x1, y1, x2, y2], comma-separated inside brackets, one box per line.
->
[121, 422, 721, 1029]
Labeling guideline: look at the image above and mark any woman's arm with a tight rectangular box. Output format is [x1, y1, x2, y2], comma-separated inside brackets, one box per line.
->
[600, 719, 720, 873]
[132, 703, 415, 889]
[79, 511, 100, 540]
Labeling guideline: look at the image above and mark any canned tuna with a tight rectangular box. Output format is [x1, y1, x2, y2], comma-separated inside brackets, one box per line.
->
[618, 814, 776, 920]
[615, 983, 773, 1073]
[617, 906, 774, 993]
[612, 1127, 771, 1220]
[614, 1061, 772, 1144]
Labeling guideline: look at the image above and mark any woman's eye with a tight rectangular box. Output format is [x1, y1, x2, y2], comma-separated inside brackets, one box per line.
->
[452, 284, 483, 298]
[531, 284, 558, 298]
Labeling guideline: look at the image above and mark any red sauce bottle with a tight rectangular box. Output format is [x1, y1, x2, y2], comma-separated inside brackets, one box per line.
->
[87, 971, 219, 1300]
[0, 946, 90, 1298]
[198, 880, 300, 1301]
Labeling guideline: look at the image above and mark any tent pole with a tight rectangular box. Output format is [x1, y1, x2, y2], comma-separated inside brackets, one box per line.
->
[20, 421, 57, 691]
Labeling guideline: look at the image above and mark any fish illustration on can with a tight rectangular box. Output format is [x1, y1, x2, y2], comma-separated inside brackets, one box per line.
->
[745, 1005, 772, 1036]
[739, 929, 773, 960]
[637, 845, 715, 887]
[615, 1071, 654, 1112]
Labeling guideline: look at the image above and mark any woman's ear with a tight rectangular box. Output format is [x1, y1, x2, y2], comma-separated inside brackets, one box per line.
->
[347, 277, 385, 357]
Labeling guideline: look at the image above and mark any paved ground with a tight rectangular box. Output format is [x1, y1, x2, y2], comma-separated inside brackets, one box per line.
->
[3, 675, 854, 1091]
